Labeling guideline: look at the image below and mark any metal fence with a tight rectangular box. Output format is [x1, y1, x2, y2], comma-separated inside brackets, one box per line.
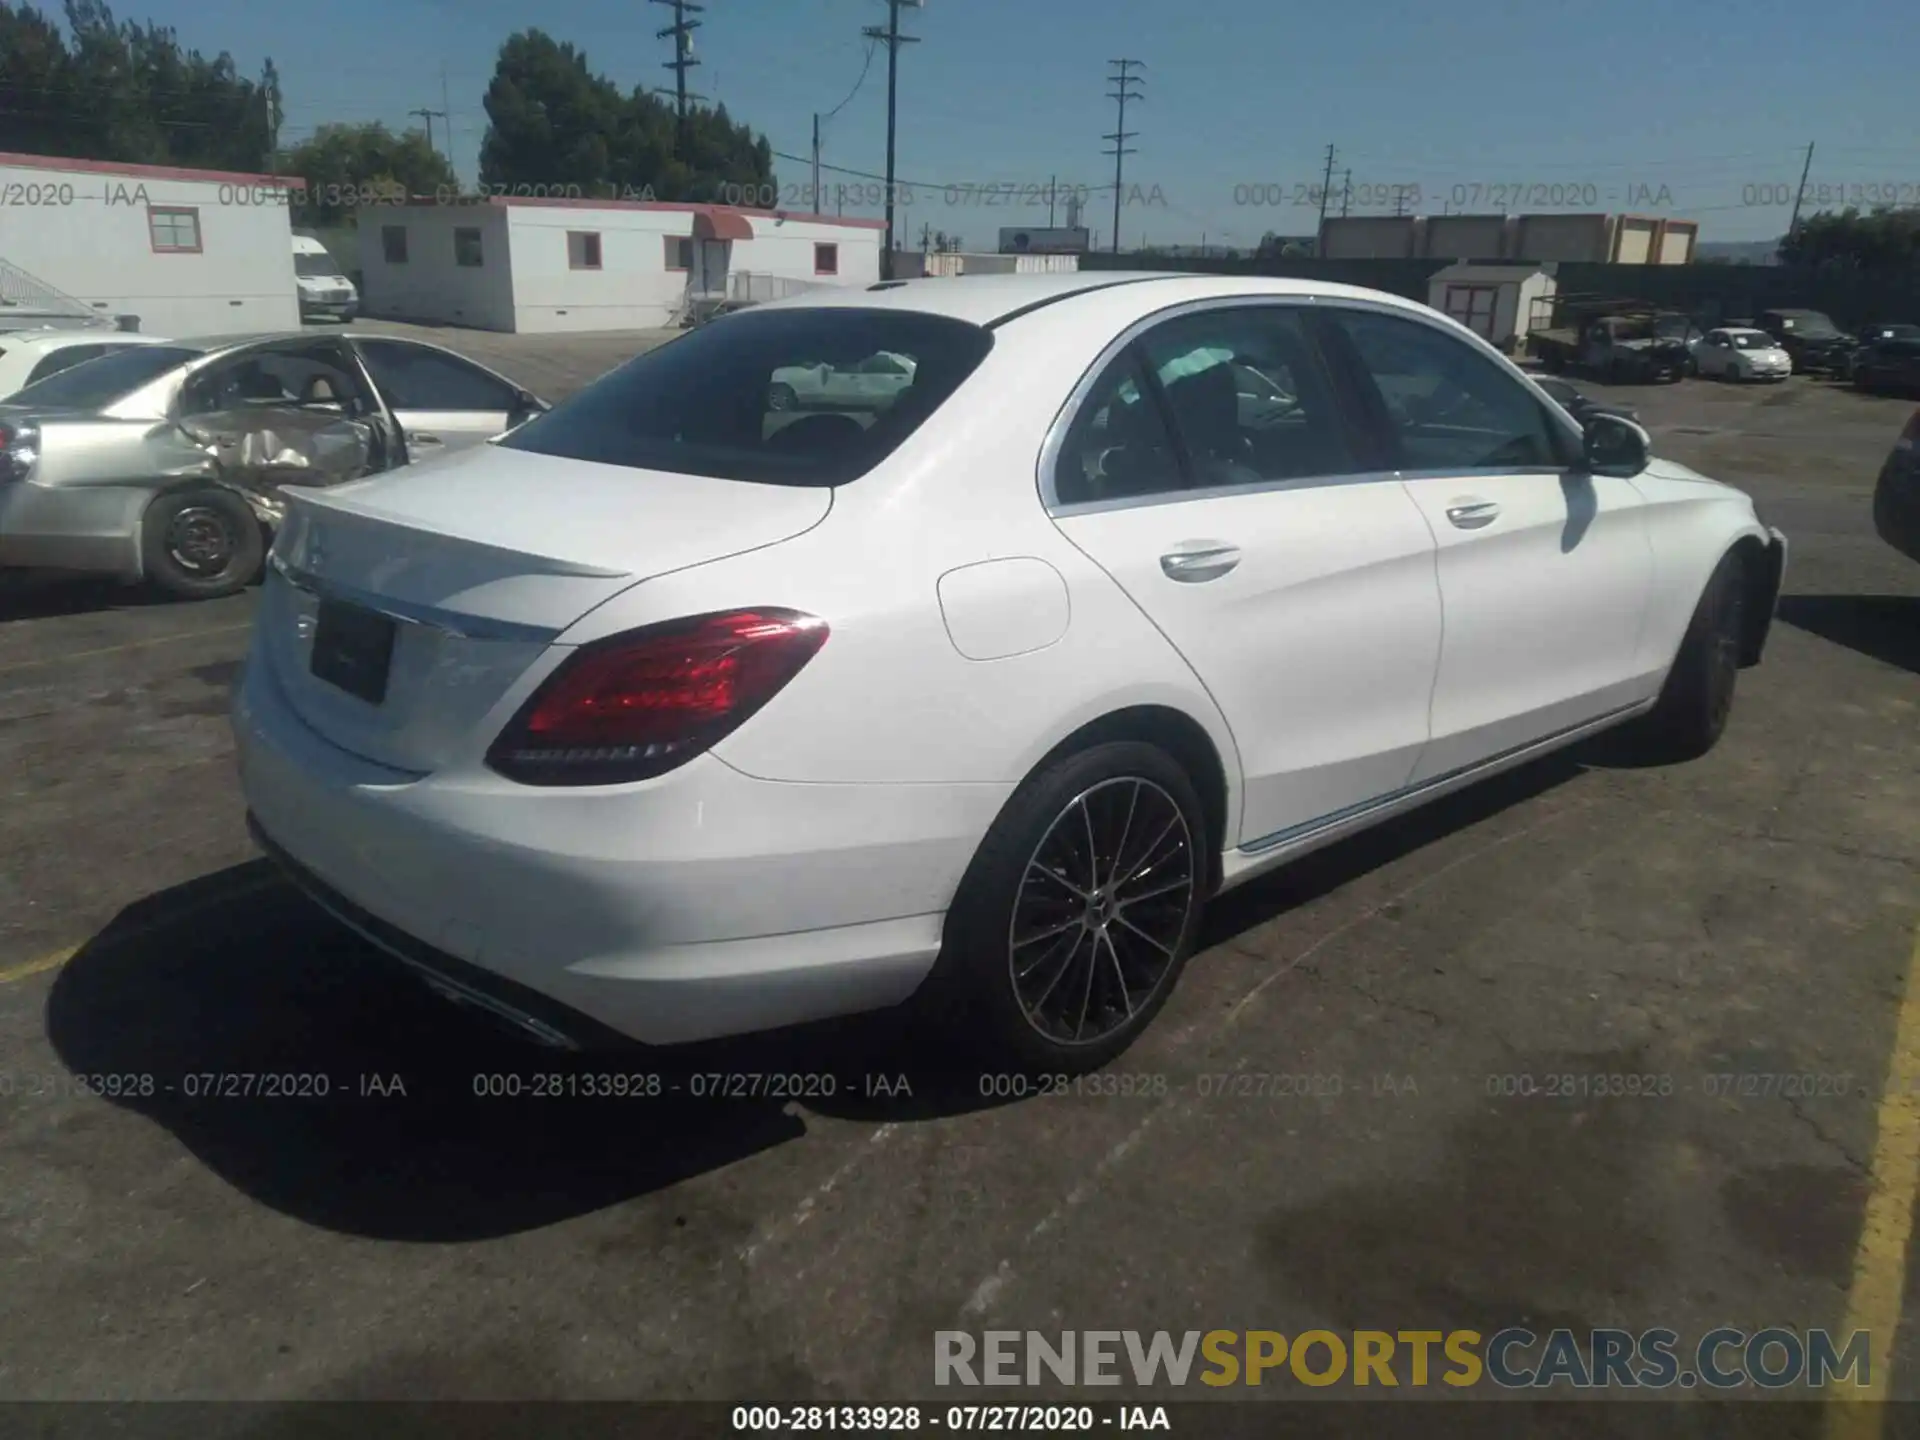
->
[0, 257, 108, 329]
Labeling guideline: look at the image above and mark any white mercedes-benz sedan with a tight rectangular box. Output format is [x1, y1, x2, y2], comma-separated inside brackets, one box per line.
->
[232, 272, 1788, 1071]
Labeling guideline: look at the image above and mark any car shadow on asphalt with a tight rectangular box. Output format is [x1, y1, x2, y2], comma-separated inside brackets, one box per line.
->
[0, 575, 170, 622]
[1778, 593, 1920, 676]
[45, 750, 1597, 1243]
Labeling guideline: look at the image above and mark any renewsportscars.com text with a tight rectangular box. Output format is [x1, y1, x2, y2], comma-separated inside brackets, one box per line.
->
[933, 1328, 1869, 1390]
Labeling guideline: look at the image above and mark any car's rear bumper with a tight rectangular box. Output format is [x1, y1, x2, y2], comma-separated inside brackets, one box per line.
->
[1874, 450, 1920, 563]
[0, 479, 145, 579]
[233, 650, 1007, 1046]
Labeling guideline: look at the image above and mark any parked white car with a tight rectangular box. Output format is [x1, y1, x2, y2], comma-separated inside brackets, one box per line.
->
[233, 273, 1787, 1070]
[1694, 328, 1792, 382]
[0, 328, 174, 400]
[293, 234, 359, 323]
[768, 350, 916, 410]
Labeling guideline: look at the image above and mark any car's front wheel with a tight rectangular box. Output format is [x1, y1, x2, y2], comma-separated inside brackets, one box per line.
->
[1625, 548, 1748, 763]
[141, 487, 265, 600]
[932, 741, 1209, 1074]
[768, 382, 798, 412]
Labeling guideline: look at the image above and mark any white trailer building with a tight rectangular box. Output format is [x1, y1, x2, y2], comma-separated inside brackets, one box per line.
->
[0, 151, 299, 336]
[358, 196, 886, 333]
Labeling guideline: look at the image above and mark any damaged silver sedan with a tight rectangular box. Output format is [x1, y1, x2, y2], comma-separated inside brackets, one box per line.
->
[0, 332, 547, 598]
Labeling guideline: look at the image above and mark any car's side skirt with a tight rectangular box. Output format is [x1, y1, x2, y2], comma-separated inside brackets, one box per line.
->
[1214, 698, 1654, 894]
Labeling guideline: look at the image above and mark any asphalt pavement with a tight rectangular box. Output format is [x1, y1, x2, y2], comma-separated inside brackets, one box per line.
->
[0, 346, 1916, 1433]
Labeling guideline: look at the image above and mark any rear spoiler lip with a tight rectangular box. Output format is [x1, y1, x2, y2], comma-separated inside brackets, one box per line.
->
[277, 483, 634, 581]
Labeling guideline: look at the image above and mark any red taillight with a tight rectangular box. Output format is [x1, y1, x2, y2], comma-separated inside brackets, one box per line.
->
[486, 608, 828, 786]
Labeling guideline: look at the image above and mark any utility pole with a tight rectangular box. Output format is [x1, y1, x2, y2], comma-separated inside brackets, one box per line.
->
[863, 0, 922, 280]
[1787, 140, 1815, 239]
[811, 114, 822, 212]
[410, 107, 447, 160]
[1048, 173, 1057, 227]
[1315, 143, 1336, 247]
[1340, 167, 1351, 218]
[1104, 59, 1144, 255]
[651, 0, 706, 162]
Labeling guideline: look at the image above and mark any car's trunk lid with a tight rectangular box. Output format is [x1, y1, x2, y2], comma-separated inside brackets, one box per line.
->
[258, 443, 832, 773]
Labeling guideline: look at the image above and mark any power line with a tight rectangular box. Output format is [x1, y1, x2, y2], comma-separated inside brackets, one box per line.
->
[861, 0, 921, 278]
[1103, 58, 1143, 254]
[812, 36, 879, 217]
[768, 149, 1139, 200]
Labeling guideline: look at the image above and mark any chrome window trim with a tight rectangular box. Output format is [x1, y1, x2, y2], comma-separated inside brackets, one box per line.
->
[1036, 292, 1587, 518]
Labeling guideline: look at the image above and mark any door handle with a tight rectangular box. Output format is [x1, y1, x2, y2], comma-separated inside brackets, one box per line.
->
[1444, 499, 1500, 529]
[408, 431, 443, 447]
[1159, 543, 1241, 583]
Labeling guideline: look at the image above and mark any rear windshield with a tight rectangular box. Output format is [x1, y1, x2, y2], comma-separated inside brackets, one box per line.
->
[497, 307, 995, 486]
[4, 344, 201, 408]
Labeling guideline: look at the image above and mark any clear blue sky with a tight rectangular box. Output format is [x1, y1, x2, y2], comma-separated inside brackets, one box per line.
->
[124, 0, 1916, 246]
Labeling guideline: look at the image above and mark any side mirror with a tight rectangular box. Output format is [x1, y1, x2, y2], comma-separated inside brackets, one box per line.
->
[1583, 413, 1651, 478]
[509, 389, 545, 424]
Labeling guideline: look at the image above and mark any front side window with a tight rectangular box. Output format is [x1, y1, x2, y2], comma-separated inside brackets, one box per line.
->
[357, 340, 516, 413]
[1134, 306, 1356, 490]
[1327, 308, 1562, 472]
[498, 307, 993, 486]
[149, 206, 201, 253]
[454, 228, 483, 267]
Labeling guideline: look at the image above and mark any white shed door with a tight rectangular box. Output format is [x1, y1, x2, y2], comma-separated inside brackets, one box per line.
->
[1443, 285, 1499, 340]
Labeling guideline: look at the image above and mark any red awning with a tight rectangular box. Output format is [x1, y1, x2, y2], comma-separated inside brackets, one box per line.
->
[692, 207, 754, 241]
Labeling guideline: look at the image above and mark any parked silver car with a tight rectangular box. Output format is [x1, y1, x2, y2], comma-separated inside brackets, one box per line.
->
[0, 331, 548, 598]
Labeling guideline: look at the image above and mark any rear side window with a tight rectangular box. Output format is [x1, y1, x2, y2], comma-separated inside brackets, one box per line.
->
[23, 344, 107, 386]
[5, 343, 201, 408]
[499, 307, 995, 486]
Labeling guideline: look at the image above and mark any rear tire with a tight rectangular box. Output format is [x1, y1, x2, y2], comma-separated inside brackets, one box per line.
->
[926, 742, 1208, 1075]
[1623, 548, 1748, 764]
[142, 487, 265, 600]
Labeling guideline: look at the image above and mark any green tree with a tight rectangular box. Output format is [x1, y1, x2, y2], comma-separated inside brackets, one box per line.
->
[478, 28, 773, 204]
[1779, 207, 1920, 271]
[0, 3, 83, 157]
[281, 122, 458, 227]
[0, 0, 275, 170]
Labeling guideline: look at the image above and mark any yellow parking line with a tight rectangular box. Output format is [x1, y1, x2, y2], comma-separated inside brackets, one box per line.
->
[0, 874, 280, 988]
[1828, 917, 1920, 1437]
[0, 946, 78, 986]
[0, 623, 251, 676]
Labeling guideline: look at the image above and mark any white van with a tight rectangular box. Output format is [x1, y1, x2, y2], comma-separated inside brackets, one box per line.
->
[292, 234, 360, 322]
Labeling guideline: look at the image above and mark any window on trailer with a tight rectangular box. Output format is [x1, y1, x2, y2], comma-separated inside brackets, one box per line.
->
[665, 236, 692, 271]
[149, 207, 201, 253]
[815, 242, 839, 276]
[568, 231, 603, 270]
[454, 228, 483, 267]
[382, 226, 408, 263]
